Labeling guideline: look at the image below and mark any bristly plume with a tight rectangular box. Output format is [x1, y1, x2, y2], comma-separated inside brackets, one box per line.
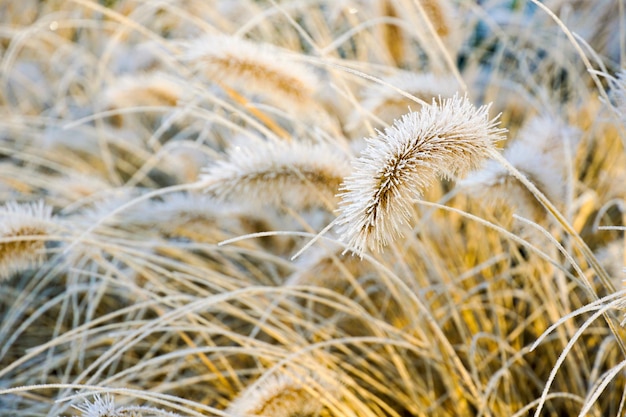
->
[226, 372, 323, 417]
[73, 393, 183, 417]
[73, 394, 117, 417]
[336, 94, 505, 256]
[200, 140, 352, 210]
[459, 115, 580, 219]
[100, 72, 183, 128]
[182, 34, 318, 111]
[0, 200, 54, 280]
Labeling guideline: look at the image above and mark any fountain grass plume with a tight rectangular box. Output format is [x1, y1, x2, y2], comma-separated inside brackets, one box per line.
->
[459, 115, 580, 219]
[73, 394, 184, 417]
[201, 140, 351, 210]
[183, 34, 318, 111]
[0, 200, 55, 280]
[336, 94, 505, 256]
[226, 372, 323, 417]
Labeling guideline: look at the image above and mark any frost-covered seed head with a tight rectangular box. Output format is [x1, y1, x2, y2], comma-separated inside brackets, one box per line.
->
[0, 200, 54, 280]
[337, 94, 505, 256]
[459, 115, 580, 217]
[226, 372, 323, 417]
[73, 394, 183, 417]
[200, 140, 352, 210]
[73, 394, 117, 417]
[183, 35, 318, 111]
[101, 72, 183, 128]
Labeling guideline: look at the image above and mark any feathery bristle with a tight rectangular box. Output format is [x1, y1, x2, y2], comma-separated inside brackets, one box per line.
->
[73, 394, 117, 417]
[200, 140, 352, 210]
[337, 94, 504, 256]
[0, 200, 54, 280]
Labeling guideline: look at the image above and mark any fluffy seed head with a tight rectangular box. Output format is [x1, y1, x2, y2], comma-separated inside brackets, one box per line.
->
[337, 94, 505, 256]
[73, 394, 182, 417]
[459, 115, 580, 217]
[101, 72, 183, 128]
[183, 35, 318, 111]
[201, 140, 352, 210]
[226, 372, 323, 417]
[0, 200, 54, 280]
[73, 394, 117, 417]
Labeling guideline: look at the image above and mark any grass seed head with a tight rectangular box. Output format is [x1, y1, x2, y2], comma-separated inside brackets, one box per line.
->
[201, 140, 352, 210]
[460, 115, 580, 217]
[72, 394, 182, 417]
[0, 200, 54, 280]
[183, 35, 319, 111]
[73, 394, 116, 417]
[226, 372, 323, 417]
[337, 94, 505, 256]
[101, 72, 183, 128]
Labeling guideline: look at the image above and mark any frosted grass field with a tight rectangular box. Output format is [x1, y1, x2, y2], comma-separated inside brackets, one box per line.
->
[0, 0, 625, 416]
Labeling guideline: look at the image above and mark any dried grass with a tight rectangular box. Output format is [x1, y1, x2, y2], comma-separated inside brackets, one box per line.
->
[0, 1, 625, 417]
